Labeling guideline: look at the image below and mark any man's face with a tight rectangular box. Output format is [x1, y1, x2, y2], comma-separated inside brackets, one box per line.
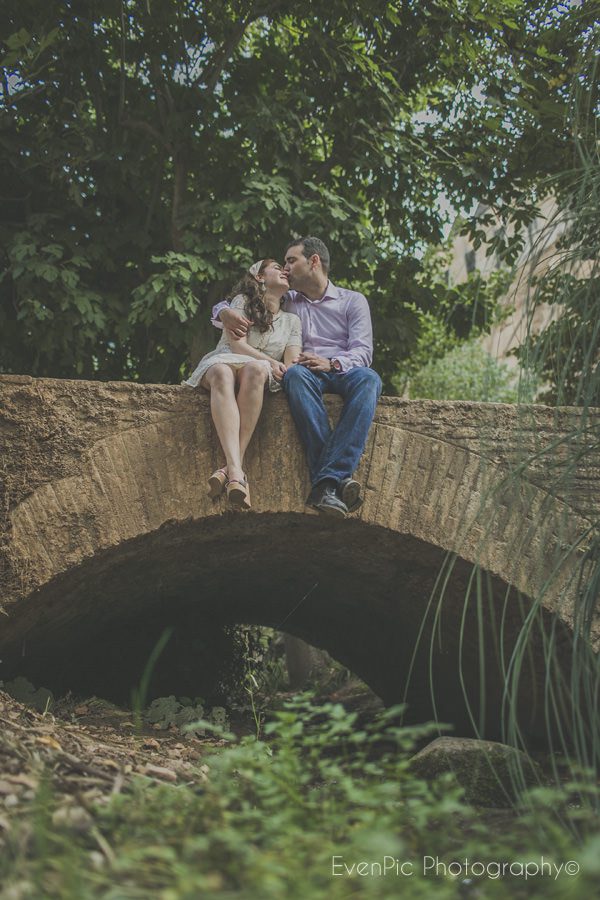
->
[283, 244, 313, 289]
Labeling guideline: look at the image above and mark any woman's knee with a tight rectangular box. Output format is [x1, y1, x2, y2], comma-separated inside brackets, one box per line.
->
[239, 362, 269, 386]
[205, 364, 235, 390]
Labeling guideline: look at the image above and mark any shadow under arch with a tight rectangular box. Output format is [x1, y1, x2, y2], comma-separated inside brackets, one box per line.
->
[0, 512, 580, 745]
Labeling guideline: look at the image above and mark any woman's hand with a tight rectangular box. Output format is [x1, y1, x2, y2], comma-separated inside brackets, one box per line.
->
[270, 359, 288, 381]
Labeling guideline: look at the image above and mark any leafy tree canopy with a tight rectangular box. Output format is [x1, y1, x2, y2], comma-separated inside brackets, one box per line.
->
[0, 0, 595, 387]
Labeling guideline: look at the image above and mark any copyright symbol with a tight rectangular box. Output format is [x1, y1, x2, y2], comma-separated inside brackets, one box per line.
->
[565, 861, 580, 876]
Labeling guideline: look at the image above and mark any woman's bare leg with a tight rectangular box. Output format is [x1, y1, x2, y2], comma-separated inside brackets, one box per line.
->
[236, 362, 269, 464]
[201, 364, 244, 482]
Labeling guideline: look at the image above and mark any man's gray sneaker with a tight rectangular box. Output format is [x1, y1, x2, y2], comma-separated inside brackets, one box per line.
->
[339, 478, 363, 513]
[306, 482, 348, 518]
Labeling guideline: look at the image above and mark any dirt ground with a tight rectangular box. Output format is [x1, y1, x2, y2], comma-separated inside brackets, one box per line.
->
[0, 676, 385, 847]
[0, 688, 226, 853]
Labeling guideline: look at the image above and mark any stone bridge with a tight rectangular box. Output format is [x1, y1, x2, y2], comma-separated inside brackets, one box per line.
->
[1, 375, 598, 743]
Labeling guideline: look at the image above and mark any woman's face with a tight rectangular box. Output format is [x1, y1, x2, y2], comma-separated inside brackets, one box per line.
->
[261, 262, 289, 292]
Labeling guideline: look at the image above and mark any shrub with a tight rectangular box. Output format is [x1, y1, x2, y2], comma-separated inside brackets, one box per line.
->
[408, 340, 522, 403]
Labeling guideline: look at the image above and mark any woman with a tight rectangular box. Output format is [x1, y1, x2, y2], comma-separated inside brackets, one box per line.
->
[184, 259, 301, 510]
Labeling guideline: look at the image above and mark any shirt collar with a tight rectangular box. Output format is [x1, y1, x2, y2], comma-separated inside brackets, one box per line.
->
[322, 280, 339, 300]
[294, 280, 339, 303]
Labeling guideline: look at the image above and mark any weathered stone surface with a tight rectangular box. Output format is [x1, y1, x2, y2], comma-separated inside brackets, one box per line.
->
[0, 376, 598, 740]
[408, 736, 543, 807]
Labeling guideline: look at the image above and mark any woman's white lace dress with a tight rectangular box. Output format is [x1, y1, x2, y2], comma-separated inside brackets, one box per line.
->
[184, 294, 302, 393]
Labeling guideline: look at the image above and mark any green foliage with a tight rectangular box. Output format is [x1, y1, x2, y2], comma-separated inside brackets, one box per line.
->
[407, 340, 520, 403]
[509, 38, 599, 407]
[2, 698, 599, 897]
[514, 126, 600, 407]
[391, 242, 516, 398]
[143, 695, 229, 735]
[1, 1, 595, 385]
[519, 269, 600, 407]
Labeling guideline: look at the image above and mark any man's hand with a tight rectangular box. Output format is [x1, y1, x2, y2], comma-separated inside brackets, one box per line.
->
[297, 352, 331, 372]
[270, 359, 287, 381]
[220, 307, 252, 338]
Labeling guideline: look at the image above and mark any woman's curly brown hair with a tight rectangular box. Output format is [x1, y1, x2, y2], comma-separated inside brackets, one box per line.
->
[227, 258, 280, 334]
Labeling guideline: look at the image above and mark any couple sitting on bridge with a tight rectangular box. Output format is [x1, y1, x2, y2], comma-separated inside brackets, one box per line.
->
[185, 236, 382, 517]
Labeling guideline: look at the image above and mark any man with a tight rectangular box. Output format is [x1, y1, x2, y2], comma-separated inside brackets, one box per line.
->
[214, 236, 382, 517]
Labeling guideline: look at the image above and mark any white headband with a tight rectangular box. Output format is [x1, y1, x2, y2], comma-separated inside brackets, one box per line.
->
[248, 260, 264, 280]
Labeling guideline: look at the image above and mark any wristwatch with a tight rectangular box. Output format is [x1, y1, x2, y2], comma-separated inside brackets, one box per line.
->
[329, 358, 342, 373]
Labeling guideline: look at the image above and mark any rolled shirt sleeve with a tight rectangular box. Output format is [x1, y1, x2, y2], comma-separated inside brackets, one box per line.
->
[211, 295, 250, 328]
[211, 299, 229, 329]
[333, 292, 373, 371]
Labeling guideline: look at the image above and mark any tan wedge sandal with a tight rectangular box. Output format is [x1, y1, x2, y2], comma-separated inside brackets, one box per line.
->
[226, 476, 251, 510]
[208, 467, 228, 499]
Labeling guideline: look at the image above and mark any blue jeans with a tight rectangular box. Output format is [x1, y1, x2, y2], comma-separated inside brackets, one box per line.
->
[282, 365, 382, 486]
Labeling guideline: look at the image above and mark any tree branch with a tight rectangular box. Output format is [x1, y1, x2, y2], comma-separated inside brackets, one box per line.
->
[120, 116, 169, 148]
[198, 0, 298, 93]
[196, 17, 254, 93]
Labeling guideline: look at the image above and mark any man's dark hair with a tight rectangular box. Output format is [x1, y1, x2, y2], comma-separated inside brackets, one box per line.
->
[285, 236, 330, 274]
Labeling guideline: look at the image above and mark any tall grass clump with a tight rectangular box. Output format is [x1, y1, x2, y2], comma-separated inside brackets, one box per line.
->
[414, 37, 599, 809]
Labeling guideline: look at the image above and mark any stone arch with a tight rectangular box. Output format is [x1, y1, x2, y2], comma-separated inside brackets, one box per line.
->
[0, 380, 597, 742]
[5, 397, 590, 615]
